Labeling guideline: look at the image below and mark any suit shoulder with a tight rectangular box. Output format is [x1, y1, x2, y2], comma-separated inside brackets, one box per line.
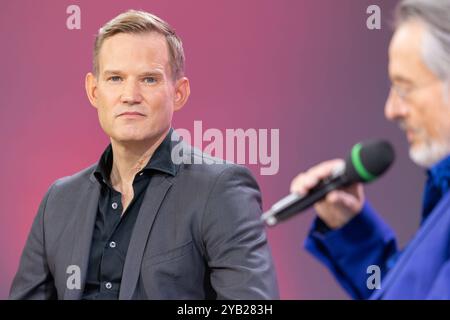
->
[181, 146, 254, 179]
[175, 148, 260, 196]
[51, 163, 97, 190]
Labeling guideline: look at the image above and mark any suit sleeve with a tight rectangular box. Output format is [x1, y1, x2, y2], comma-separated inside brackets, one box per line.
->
[9, 184, 57, 300]
[426, 259, 450, 299]
[304, 201, 398, 299]
[201, 165, 279, 299]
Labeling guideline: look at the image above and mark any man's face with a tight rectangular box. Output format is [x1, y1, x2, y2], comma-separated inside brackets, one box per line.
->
[385, 20, 450, 168]
[86, 32, 189, 145]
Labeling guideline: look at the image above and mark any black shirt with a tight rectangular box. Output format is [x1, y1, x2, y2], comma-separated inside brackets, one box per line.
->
[82, 129, 176, 300]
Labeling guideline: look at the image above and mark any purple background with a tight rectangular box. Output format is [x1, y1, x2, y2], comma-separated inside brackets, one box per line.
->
[0, 0, 424, 299]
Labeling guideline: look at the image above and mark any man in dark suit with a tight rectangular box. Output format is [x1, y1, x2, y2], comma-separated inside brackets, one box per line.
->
[9, 10, 278, 300]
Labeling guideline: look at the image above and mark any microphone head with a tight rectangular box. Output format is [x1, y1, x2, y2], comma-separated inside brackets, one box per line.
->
[345, 139, 395, 183]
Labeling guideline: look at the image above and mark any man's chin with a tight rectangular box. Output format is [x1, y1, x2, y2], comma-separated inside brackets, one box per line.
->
[112, 131, 166, 145]
[409, 142, 450, 168]
[112, 135, 148, 144]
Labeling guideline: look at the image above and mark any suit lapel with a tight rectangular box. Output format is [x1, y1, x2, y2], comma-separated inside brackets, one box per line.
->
[119, 174, 173, 299]
[63, 180, 101, 300]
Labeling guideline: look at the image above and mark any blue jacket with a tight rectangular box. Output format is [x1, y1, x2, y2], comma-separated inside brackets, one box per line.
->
[305, 194, 450, 299]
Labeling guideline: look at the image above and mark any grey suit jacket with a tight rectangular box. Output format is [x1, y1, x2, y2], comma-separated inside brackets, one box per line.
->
[9, 141, 279, 299]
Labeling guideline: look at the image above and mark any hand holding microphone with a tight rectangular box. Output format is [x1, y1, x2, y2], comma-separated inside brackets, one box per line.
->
[290, 159, 365, 229]
[262, 140, 395, 228]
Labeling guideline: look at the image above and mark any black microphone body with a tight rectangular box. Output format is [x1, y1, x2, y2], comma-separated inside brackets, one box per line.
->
[262, 139, 395, 226]
[268, 174, 351, 225]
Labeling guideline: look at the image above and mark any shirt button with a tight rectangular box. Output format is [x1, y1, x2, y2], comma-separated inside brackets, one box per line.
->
[105, 282, 112, 290]
[111, 202, 118, 210]
[109, 241, 116, 248]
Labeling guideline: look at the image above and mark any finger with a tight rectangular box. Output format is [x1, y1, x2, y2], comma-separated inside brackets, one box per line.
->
[302, 174, 320, 190]
[291, 159, 344, 194]
[325, 190, 340, 203]
[291, 173, 322, 195]
[328, 190, 361, 212]
[290, 173, 305, 194]
[341, 183, 364, 201]
[307, 159, 345, 181]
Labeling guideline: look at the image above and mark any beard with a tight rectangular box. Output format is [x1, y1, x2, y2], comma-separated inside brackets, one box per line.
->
[409, 137, 450, 168]
[399, 120, 450, 168]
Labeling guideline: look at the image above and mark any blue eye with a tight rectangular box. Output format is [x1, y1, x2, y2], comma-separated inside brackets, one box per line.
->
[143, 77, 156, 84]
[108, 76, 122, 82]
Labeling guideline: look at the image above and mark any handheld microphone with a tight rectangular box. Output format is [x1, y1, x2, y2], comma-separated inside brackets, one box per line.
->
[261, 139, 395, 226]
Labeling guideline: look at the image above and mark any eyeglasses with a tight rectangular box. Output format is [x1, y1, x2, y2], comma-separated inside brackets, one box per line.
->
[390, 80, 439, 103]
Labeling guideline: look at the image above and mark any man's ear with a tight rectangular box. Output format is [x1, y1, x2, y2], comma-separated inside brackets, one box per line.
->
[173, 77, 190, 111]
[85, 72, 98, 109]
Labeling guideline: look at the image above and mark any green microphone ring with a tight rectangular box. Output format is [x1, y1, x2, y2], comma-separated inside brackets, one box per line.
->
[351, 143, 376, 182]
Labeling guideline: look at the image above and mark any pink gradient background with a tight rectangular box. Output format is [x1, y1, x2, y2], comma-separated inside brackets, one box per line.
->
[0, 0, 424, 299]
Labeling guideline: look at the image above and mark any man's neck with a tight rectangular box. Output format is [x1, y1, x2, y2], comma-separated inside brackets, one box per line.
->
[109, 128, 170, 190]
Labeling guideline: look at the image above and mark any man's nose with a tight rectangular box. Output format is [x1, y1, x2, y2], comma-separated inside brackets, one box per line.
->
[121, 80, 143, 105]
[384, 89, 408, 121]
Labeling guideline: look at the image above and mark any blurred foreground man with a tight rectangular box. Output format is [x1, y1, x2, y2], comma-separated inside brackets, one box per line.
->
[291, 0, 450, 299]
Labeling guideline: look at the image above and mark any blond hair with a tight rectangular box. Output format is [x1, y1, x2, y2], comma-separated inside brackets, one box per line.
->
[93, 10, 185, 80]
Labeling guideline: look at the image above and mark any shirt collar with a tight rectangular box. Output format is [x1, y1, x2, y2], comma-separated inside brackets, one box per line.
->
[427, 153, 450, 185]
[94, 128, 176, 185]
[421, 153, 450, 222]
